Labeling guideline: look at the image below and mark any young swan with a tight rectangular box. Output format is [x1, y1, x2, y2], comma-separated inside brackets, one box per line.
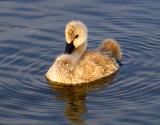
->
[45, 20, 122, 84]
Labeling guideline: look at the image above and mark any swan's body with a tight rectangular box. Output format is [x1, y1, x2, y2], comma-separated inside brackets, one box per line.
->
[46, 20, 122, 84]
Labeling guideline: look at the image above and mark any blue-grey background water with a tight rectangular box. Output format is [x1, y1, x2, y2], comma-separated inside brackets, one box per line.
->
[0, 0, 160, 125]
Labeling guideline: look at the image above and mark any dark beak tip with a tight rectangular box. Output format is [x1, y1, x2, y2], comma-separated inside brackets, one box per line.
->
[64, 42, 75, 54]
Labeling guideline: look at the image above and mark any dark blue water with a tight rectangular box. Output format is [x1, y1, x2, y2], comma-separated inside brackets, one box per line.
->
[0, 0, 160, 125]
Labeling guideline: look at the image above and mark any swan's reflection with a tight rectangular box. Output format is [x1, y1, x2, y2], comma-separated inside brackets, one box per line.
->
[47, 73, 116, 125]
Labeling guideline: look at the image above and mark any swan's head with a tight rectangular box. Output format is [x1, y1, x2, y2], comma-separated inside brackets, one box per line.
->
[65, 20, 88, 54]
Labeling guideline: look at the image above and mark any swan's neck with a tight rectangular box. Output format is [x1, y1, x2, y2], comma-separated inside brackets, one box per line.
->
[71, 42, 87, 63]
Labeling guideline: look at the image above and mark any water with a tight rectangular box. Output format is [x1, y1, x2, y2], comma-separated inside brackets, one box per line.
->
[0, 0, 160, 125]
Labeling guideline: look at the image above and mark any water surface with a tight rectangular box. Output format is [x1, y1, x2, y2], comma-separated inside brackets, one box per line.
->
[0, 0, 160, 125]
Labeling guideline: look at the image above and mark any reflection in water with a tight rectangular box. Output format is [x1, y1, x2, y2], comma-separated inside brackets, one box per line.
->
[47, 73, 117, 125]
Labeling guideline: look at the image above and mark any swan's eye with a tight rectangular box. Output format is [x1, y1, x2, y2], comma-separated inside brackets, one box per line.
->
[75, 35, 79, 38]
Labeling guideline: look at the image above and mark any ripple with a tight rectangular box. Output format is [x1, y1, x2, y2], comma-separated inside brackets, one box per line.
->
[0, 0, 160, 125]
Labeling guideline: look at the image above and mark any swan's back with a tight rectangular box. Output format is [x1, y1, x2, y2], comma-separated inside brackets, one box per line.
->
[73, 51, 119, 83]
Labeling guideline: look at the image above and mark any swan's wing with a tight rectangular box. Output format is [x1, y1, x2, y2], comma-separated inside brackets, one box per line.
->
[73, 51, 118, 83]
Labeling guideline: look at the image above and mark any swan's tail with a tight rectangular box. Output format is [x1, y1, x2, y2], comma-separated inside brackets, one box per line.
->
[98, 39, 122, 61]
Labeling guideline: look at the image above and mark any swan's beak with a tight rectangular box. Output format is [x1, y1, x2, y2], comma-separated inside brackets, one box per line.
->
[65, 42, 75, 54]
